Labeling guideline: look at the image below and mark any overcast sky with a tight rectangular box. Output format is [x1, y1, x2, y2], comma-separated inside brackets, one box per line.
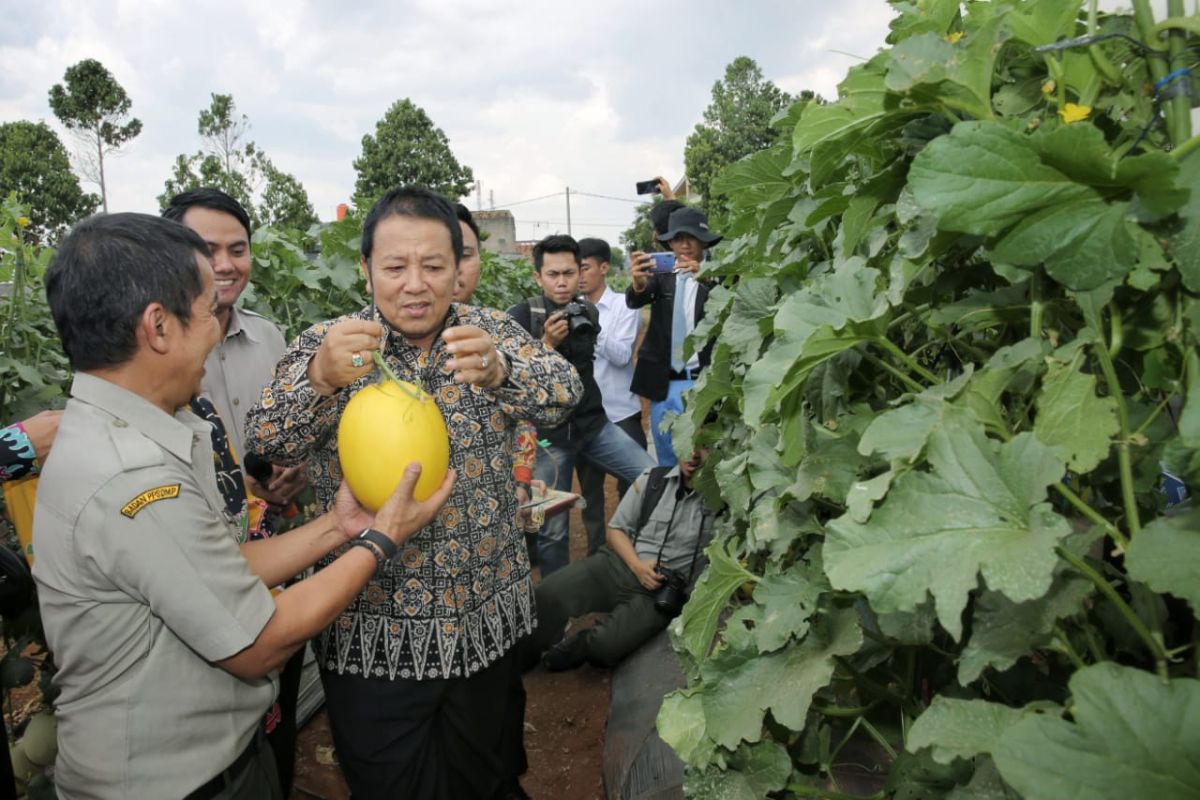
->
[0, 1, 1169, 247]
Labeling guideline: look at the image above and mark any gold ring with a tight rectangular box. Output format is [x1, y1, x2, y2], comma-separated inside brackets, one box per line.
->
[351, 352, 365, 368]
[480, 355, 489, 370]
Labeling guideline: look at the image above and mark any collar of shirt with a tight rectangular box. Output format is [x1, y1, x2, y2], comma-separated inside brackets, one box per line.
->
[224, 306, 261, 344]
[70, 372, 205, 465]
[594, 286, 619, 311]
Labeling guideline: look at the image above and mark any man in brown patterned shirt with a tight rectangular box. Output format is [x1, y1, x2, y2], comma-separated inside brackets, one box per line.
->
[245, 187, 580, 799]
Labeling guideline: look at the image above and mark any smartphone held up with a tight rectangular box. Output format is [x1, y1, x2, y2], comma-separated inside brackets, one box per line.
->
[649, 252, 676, 273]
[635, 178, 661, 195]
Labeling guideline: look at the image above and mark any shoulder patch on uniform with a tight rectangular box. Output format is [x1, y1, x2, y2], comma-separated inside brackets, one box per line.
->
[121, 484, 181, 518]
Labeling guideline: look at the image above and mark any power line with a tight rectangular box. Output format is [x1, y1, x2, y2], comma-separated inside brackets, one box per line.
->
[491, 191, 564, 208]
[522, 219, 628, 228]
[571, 190, 642, 205]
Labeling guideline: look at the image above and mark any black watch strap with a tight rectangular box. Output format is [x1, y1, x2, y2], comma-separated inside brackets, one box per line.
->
[358, 528, 398, 561]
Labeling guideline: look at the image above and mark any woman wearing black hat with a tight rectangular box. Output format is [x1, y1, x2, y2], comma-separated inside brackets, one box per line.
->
[625, 206, 723, 466]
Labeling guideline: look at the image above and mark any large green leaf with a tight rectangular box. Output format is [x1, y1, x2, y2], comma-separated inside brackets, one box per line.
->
[679, 539, 757, 660]
[909, 121, 1094, 237]
[701, 608, 862, 748]
[1033, 360, 1119, 472]
[746, 560, 826, 652]
[826, 413, 1071, 639]
[990, 198, 1137, 290]
[993, 664, 1200, 800]
[793, 61, 893, 156]
[1125, 510, 1200, 616]
[958, 574, 1092, 683]
[908, 696, 1030, 764]
[657, 688, 714, 767]
[1171, 150, 1200, 291]
[1004, 0, 1082, 46]
[683, 741, 793, 800]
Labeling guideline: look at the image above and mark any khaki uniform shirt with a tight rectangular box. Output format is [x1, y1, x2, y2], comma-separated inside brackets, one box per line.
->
[32, 373, 277, 799]
[609, 466, 714, 574]
[201, 306, 287, 459]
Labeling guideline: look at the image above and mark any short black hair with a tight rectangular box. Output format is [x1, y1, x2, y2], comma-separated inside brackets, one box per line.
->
[649, 200, 684, 236]
[532, 234, 580, 271]
[577, 237, 610, 264]
[362, 187, 463, 265]
[454, 203, 481, 245]
[162, 187, 252, 241]
[46, 213, 209, 371]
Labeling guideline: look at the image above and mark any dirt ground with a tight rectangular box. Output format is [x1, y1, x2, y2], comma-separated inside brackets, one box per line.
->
[289, 473, 620, 800]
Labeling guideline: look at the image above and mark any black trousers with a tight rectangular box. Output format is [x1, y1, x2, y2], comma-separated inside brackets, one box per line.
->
[320, 650, 524, 800]
[265, 647, 304, 796]
[578, 411, 646, 555]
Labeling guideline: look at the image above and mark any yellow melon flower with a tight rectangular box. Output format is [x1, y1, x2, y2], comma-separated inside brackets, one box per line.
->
[16, 216, 30, 228]
[1059, 103, 1092, 124]
[945, 31, 963, 43]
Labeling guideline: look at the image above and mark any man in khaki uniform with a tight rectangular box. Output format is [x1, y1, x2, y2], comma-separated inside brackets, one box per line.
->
[163, 188, 306, 793]
[33, 213, 454, 799]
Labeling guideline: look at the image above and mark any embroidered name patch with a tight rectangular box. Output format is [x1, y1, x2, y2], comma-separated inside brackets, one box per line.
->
[121, 484, 181, 518]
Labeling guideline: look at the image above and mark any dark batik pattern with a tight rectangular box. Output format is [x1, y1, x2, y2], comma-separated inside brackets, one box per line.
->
[246, 303, 581, 680]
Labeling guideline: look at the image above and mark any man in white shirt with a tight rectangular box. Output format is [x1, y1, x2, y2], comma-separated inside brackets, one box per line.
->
[576, 238, 646, 555]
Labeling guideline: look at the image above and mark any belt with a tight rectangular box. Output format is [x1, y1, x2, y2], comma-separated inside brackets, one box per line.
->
[185, 730, 262, 800]
[669, 367, 701, 381]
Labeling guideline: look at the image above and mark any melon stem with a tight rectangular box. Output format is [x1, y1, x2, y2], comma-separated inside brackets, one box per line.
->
[371, 350, 424, 399]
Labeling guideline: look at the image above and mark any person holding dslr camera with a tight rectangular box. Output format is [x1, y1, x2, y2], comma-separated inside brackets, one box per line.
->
[529, 446, 713, 671]
[508, 235, 654, 576]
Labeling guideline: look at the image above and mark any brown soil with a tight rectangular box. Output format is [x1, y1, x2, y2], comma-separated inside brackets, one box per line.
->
[290, 472, 620, 800]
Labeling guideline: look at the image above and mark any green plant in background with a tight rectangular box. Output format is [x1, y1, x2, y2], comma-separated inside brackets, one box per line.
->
[657, 1, 1199, 798]
[0, 195, 70, 425]
[473, 249, 538, 312]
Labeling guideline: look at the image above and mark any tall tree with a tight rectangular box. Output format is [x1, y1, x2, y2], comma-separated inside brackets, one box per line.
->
[48, 59, 143, 213]
[160, 93, 318, 231]
[683, 56, 793, 223]
[0, 121, 98, 241]
[353, 99, 474, 205]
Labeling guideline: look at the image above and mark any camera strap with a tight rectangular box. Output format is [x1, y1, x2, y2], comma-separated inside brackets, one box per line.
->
[527, 295, 548, 340]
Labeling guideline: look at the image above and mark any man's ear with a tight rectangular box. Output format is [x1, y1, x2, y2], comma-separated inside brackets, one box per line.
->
[532, 269, 545, 290]
[141, 303, 171, 355]
[360, 257, 372, 292]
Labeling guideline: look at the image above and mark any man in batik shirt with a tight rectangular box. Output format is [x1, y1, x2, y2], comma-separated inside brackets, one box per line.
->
[246, 187, 580, 799]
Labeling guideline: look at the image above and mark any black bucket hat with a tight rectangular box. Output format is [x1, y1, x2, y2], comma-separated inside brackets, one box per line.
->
[656, 206, 723, 247]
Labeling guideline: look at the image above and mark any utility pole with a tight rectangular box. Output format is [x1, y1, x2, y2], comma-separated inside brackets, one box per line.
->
[489, 190, 495, 210]
[475, 180, 482, 211]
[565, 186, 572, 236]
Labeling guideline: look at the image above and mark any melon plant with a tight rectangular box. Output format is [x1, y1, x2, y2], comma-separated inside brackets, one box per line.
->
[657, 1, 1199, 798]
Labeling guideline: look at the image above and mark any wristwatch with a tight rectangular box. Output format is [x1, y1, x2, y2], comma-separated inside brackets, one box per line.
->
[350, 528, 397, 575]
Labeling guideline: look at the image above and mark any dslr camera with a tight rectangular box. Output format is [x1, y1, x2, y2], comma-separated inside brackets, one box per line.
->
[559, 300, 596, 337]
[652, 567, 690, 618]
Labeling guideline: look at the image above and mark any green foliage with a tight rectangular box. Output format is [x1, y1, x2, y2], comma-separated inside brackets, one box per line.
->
[0, 123, 98, 243]
[683, 57, 796, 224]
[471, 249, 538, 313]
[241, 213, 368, 342]
[47, 58, 142, 212]
[658, 1, 1200, 796]
[160, 93, 318, 232]
[0, 196, 70, 423]
[621, 196, 687, 255]
[353, 99, 474, 206]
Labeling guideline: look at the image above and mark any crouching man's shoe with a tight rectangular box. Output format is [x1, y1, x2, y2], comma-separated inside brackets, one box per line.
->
[541, 631, 589, 671]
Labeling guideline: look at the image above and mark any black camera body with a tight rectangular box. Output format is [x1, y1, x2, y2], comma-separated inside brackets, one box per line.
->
[653, 567, 690, 618]
[560, 300, 596, 337]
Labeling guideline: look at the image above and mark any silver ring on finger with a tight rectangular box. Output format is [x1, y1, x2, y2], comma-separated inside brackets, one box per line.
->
[480, 354, 489, 370]
[351, 352, 365, 368]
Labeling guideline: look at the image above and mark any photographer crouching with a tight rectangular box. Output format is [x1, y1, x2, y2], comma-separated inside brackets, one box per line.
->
[528, 446, 713, 670]
[508, 235, 654, 576]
